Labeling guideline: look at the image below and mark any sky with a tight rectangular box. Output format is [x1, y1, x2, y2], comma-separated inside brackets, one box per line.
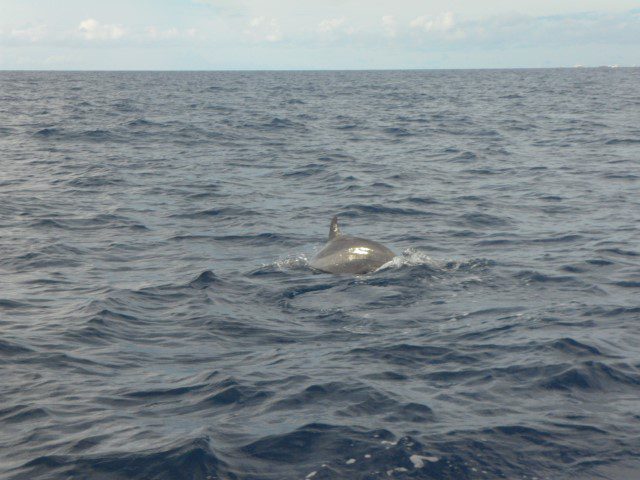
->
[0, 0, 639, 70]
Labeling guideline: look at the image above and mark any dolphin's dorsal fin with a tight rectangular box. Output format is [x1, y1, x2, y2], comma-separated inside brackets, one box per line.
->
[329, 215, 340, 240]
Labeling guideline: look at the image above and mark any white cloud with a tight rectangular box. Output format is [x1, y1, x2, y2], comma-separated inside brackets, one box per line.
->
[410, 12, 468, 40]
[318, 17, 345, 33]
[381, 15, 397, 37]
[146, 26, 180, 39]
[78, 18, 125, 40]
[316, 17, 356, 37]
[244, 16, 282, 42]
[10, 25, 47, 42]
[410, 12, 455, 32]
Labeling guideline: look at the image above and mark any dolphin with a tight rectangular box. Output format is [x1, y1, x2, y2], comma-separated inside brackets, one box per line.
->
[309, 216, 396, 274]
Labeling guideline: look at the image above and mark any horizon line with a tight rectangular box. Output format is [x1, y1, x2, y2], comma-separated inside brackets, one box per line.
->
[0, 65, 636, 73]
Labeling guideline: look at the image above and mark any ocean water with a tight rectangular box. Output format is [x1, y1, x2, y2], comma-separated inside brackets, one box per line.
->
[1, 69, 640, 480]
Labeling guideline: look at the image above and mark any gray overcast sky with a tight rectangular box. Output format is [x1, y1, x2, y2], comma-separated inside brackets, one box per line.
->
[1, 0, 638, 69]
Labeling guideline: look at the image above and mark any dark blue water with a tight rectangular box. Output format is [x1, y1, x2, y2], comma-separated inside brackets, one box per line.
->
[1, 69, 640, 480]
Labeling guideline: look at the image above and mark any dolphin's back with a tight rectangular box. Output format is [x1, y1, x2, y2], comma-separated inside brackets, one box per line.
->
[310, 235, 395, 274]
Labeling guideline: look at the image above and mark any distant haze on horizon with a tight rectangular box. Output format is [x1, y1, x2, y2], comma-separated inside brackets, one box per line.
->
[1, 0, 638, 70]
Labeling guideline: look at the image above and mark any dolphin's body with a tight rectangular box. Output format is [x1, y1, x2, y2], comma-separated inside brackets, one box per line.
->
[310, 216, 396, 274]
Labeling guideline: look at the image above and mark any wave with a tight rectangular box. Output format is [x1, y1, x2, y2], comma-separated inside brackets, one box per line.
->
[349, 343, 476, 367]
[0, 404, 49, 424]
[382, 127, 413, 137]
[28, 214, 148, 231]
[406, 196, 441, 205]
[16, 437, 227, 480]
[342, 204, 438, 217]
[540, 361, 640, 391]
[282, 163, 329, 177]
[531, 234, 583, 243]
[126, 118, 158, 127]
[194, 382, 270, 409]
[457, 212, 510, 227]
[171, 206, 259, 219]
[596, 247, 638, 257]
[33, 127, 61, 137]
[211, 233, 296, 245]
[0, 338, 34, 356]
[605, 138, 640, 145]
[0, 299, 29, 310]
[514, 270, 580, 284]
[33, 128, 121, 142]
[0, 126, 15, 136]
[244, 117, 306, 132]
[548, 337, 602, 356]
[614, 280, 640, 288]
[188, 270, 220, 289]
